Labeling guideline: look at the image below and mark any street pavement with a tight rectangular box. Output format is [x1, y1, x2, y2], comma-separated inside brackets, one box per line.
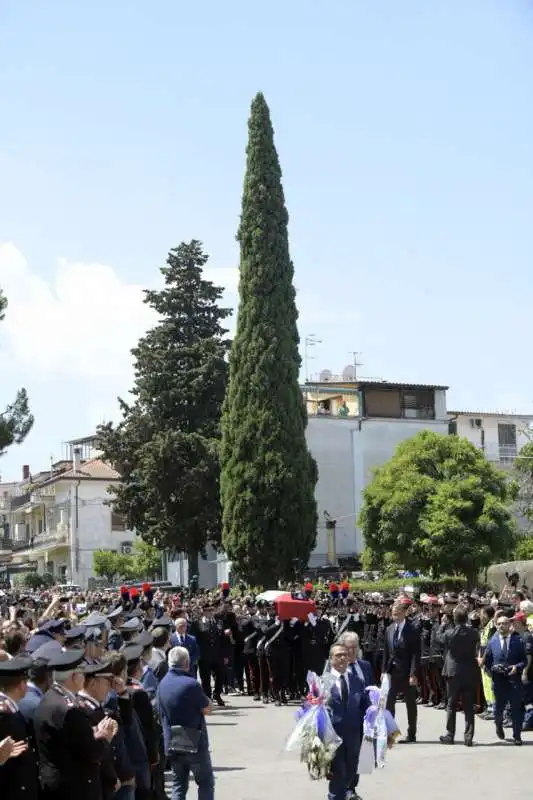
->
[165, 695, 532, 799]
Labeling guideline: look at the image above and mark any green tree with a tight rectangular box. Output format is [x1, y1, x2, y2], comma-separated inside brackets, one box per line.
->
[359, 430, 517, 587]
[22, 572, 50, 590]
[133, 539, 161, 580]
[514, 536, 533, 561]
[93, 550, 135, 582]
[220, 93, 318, 586]
[98, 241, 231, 577]
[0, 290, 33, 455]
[513, 441, 533, 530]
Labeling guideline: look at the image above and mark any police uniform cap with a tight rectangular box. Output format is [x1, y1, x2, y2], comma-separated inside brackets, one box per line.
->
[47, 618, 66, 632]
[46, 648, 86, 671]
[119, 618, 142, 632]
[82, 612, 108, 627]
[151, 614, 172, 628]
[107, 606, 124, 620]
[125, 609, 144, 619]
[121, 643, 143, 662]
[131, 630, 153, 649]
[83, 658, 114, 678]
[64, 625, 87, 641]
[31, 640, 64, 661]
[0, 654, 33, 678]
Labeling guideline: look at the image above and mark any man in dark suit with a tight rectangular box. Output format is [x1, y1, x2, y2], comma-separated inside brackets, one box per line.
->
[382, 599, 421, 743]
[171, 618, 200, 678]
[484, 614, 526, 745]
[338, 631, 374, 688]
[327, 643, 369, 800]
[336, 631, 373, 800]
[438, 605, 479, 746]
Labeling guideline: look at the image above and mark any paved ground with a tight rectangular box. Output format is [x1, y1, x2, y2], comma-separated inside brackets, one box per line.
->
[165, 696, 532, 799]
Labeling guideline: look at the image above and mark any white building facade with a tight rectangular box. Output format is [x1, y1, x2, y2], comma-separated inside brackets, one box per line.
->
[0, 438, 136, 588]
[449, 411, 533, 467]
[305, 380, 449, 564]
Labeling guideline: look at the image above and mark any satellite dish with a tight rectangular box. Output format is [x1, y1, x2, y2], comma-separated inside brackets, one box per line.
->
[342, 364, 356, 381]
[319, 369, 332, 382]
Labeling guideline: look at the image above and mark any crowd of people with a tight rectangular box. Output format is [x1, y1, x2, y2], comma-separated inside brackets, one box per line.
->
[0, 578, 531, 800]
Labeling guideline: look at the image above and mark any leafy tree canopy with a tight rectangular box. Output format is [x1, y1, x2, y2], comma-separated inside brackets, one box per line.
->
[97, 241, 231, 575]
[513, 440, 533, 529]
[220, 93, 318, 587]
[359, 430, 517, 585]
[0, 290, 33, 456]
[514, 535, 533, 561]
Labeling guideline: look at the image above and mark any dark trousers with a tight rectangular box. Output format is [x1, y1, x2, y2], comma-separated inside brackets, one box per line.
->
[386, 675, 417, 738]
[445, 676, 475, 742]
[199, 659, 224, 698]
[493, 679, 524, 741]
[244, 653, 261, 695]
[258, 654, 270, 697]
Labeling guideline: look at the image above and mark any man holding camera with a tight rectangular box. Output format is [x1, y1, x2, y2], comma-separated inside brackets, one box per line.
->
[484, 614, 526, 745]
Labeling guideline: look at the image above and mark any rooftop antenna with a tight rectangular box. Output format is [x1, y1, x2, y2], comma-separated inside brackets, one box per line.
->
[350, 352, 363, 381]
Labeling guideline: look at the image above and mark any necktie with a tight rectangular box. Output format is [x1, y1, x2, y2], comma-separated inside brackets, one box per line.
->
[340, 674, 349, 707]
[502, 637, 508, 658]
[393, 624, 400, 647]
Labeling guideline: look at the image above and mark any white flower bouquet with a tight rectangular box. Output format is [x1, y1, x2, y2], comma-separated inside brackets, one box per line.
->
[285, 671, 342, 781]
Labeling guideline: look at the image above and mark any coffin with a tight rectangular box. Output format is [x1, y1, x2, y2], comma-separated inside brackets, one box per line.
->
[275, 595, 316, 621]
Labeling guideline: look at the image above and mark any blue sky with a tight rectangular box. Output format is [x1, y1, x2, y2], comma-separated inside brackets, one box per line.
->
[1, 0, 532, 480]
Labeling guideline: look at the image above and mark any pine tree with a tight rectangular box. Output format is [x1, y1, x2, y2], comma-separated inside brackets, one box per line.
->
[98, 241, 231, 576]
[220, 93, 318, 587]
[0, 289, 33, 455]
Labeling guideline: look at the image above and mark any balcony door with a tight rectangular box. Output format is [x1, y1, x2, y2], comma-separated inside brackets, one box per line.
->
[497, 423, 517, 464]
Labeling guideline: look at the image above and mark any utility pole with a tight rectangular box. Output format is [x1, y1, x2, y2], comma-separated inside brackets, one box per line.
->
[304, 335, 322, 382]
[350, 352, 363, 380]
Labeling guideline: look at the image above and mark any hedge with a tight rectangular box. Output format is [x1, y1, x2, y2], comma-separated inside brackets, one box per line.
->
[311, 576, 469, 595]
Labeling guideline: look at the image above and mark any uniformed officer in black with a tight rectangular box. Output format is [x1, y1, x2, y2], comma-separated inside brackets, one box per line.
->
[33, 648, 118, 800]
[0, 654, 40, 800]
[107, 607, 125, 651]
[77, 658, 120, 800]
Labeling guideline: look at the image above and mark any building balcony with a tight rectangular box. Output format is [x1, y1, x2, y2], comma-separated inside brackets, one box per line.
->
[9, 491, 31, 510]
[9, 527, 69, 555]
[481, 443, 518, 466]
[30, 487, 56, 505]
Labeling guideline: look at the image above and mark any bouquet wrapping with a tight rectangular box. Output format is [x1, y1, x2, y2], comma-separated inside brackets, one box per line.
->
[358, 674, 401, 774]
[286, 671, 342, 780]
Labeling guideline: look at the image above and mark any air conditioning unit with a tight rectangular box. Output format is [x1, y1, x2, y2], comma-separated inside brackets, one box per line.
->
[470, 418, 483, 429]
[121, 543, 133, 555]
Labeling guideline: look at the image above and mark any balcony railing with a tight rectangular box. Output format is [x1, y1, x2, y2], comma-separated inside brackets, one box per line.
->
[7, 528, 68, 553]
[10, 491, 31, 510]
[481, 443, 518, 465]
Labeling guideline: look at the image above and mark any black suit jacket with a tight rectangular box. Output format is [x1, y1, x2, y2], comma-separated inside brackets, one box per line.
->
[440, 624, 480, 682]
[382, 619, 421, 679]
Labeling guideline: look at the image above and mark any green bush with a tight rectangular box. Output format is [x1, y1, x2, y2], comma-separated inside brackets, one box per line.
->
[313, 575, 468, 595]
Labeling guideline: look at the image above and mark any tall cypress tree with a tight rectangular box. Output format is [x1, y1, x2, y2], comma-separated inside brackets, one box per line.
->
[220, 93, 317, 587]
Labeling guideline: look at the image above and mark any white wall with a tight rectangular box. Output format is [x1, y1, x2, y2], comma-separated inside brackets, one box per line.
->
[306, 417, 360, 563]
[455, 414, 532, 462]
[165, 545, 218, 588]
[353, 418, 449, 552]
[59, 481, 135, 587]
[305, 416, 449, 562]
